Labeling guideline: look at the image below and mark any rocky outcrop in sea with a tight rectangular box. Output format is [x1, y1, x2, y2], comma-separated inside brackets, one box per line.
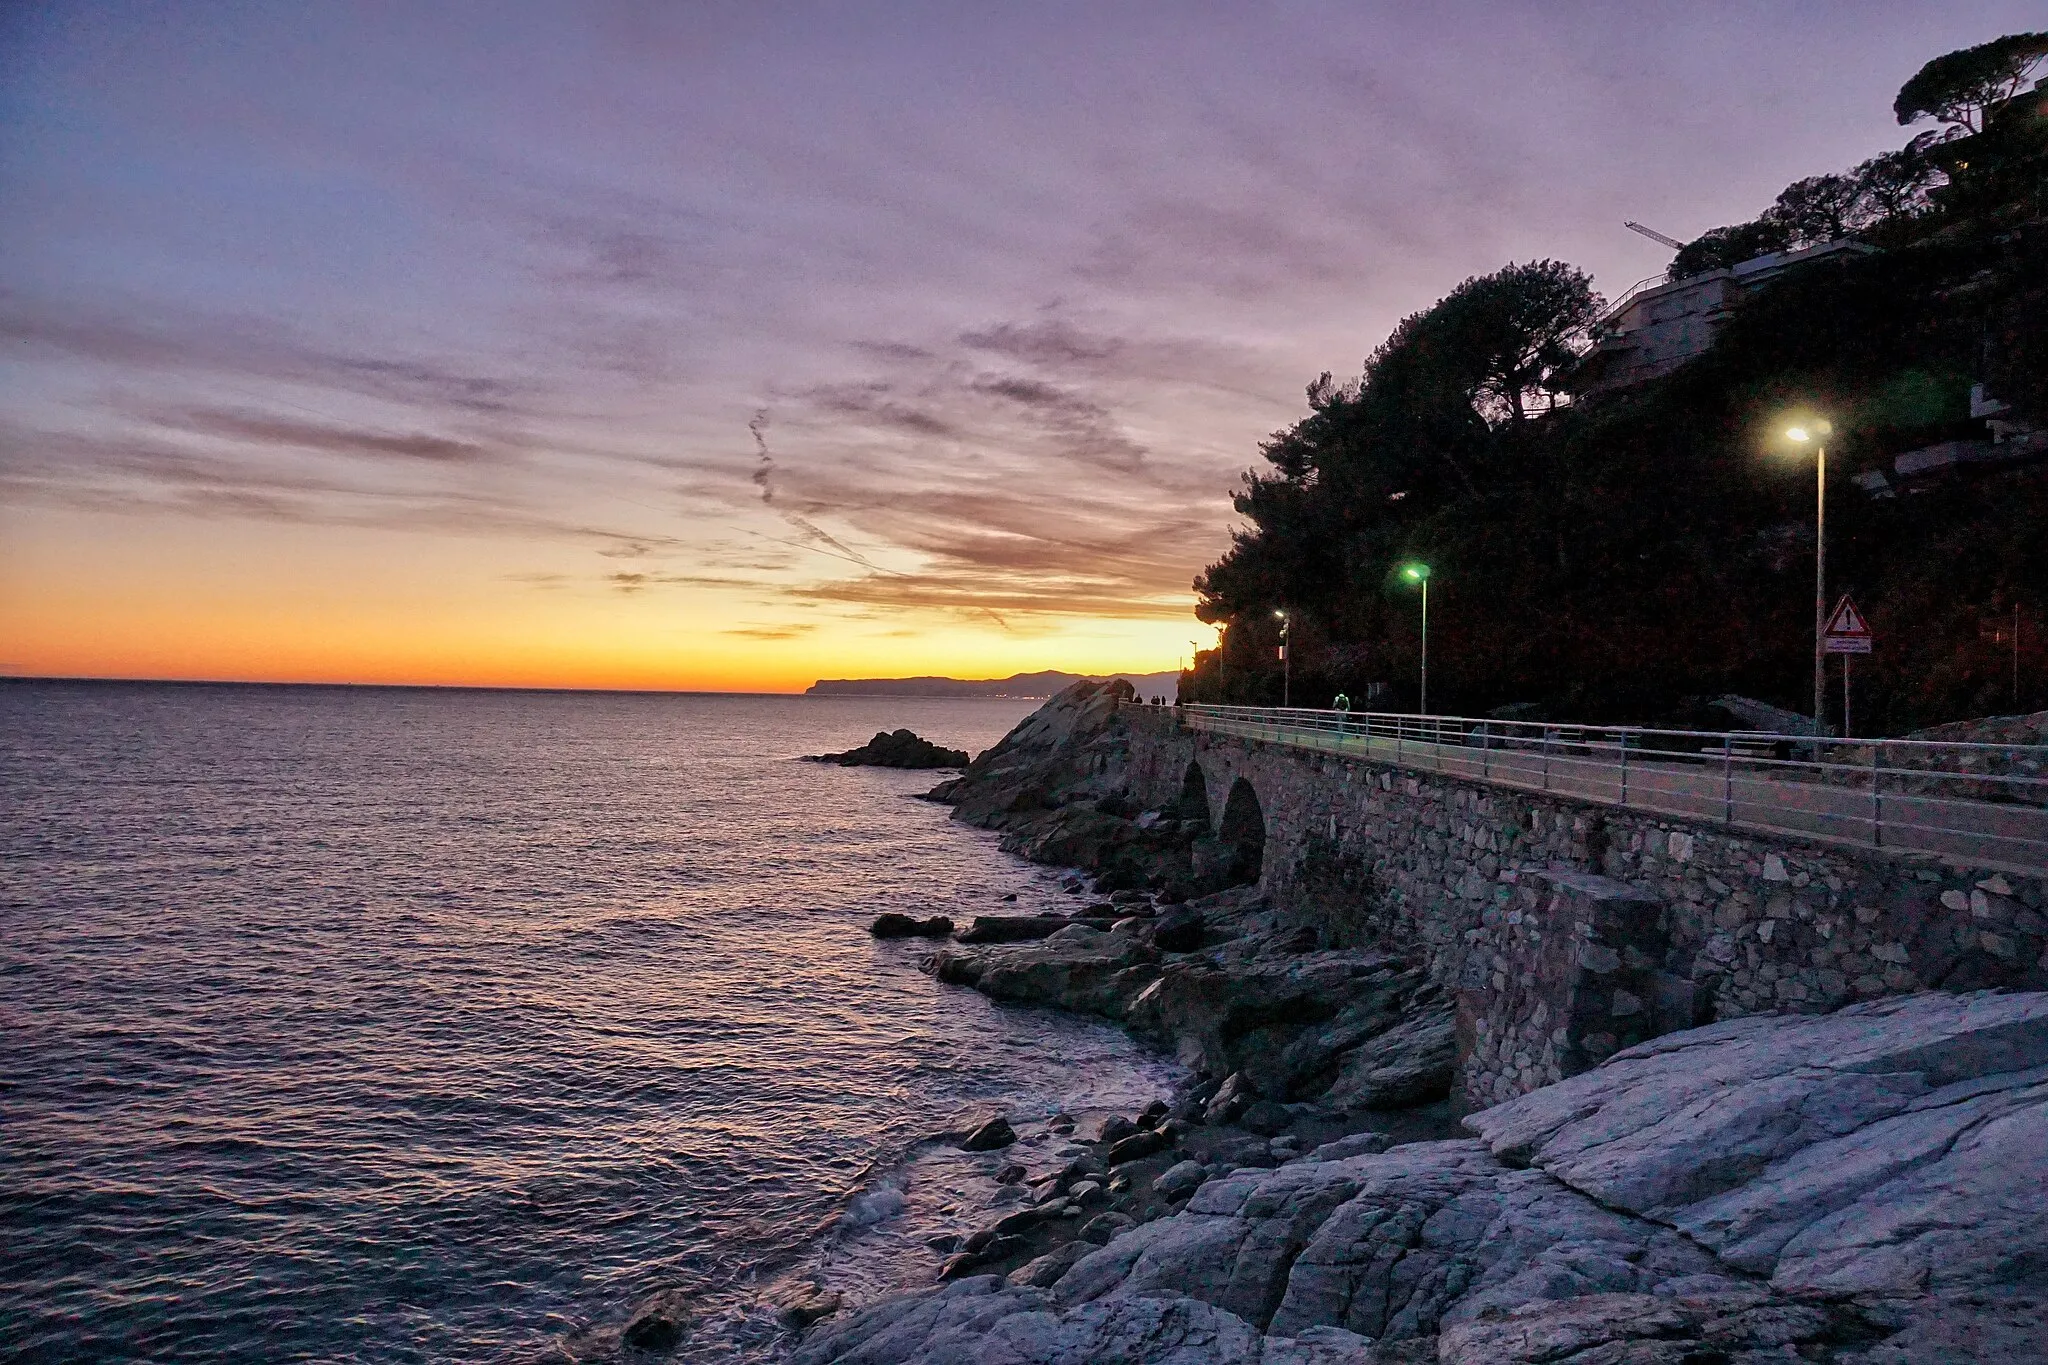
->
[786, 681, 2048, 1363]
[809, 729, 972, 769]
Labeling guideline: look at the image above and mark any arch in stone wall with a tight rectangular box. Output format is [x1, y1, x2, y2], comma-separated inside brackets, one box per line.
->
[1217, 777, 1267, 886]
[1176, 760, 1212, 829]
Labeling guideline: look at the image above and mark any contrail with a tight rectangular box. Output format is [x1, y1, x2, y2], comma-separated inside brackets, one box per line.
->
[748, 409, 872, 564]
[745, 410, 1011, 632]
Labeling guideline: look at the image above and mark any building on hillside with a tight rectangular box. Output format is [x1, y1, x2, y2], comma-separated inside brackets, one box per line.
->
[1572, 239, 1876, 398]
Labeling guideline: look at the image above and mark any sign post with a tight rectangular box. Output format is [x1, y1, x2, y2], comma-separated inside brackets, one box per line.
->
[1823, 596, 1873, 737]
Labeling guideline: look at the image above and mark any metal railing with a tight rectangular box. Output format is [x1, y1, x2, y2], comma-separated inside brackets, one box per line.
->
[1155, 703, 2048, 874]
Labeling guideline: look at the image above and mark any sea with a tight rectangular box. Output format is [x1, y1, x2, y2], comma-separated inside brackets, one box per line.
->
[0, 681, 1181, 1363]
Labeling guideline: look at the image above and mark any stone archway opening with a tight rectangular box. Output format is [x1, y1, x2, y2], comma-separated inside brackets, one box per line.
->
[1217, 777, 1267, 886]
[1176, 761, 1212, 829]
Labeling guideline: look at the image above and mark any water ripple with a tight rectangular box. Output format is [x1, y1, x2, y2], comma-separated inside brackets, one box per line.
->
[0, 683, 1180, 1363]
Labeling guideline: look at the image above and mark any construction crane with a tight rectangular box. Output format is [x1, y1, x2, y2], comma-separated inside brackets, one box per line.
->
[1624, 221, 1686, 250]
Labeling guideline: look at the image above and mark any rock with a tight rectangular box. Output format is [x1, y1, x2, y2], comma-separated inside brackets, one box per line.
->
[953, 915, 1073, 944]
[1855, 1290, 2048, 1363]
[1079, 1211, 1135, 1244]
[991, 1206, 1050, 1237]
[939, 1235, 1029, 1280]
[1137, 1099, 1171, 1128]
[1151, 909, 1205, 953]
[1093, 1114, 1139, 1145]
[993, 1163, 1027, 1185]
[1320, 1004, 1457, 1109]
[1435, 1290, 1855, 1365]
[1126, 949, 1426, 1099]
[1465, 989, 2048, 1297]
[1105, 1129, 1170, 1165]
[1304, 1132, 1390, 1162]
[1237, 1099, 1293, 1136]
[808, 728, 970, 768]
[791, 1282, 1378, 1365]
[621, 1296, 690, 1352]
[1153, 1159, 1208, 1201]
[1065, 1180, 1103, 1203]
[921, 928, 1160, 1019]
[792, 999, 2048, 1365]
[869, 912, 954, 939]
[767, 1282, 845, 1331]
[1006, 1240, 1094, 1288]
[959, 1116, 1016, 1152]
[1202, 1072, 1257, 1124]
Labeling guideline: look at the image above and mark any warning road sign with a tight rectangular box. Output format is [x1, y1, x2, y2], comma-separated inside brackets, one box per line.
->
[1824, 595, 1873, 653]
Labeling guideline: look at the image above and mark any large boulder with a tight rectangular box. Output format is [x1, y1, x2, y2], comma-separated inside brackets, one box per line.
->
[1123, 949, 1429, 1098]
[939, 680, 1137, 828]
[924, 926, 1160, 1019]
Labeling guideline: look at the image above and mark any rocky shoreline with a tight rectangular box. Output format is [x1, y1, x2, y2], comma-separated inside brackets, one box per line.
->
[758, 682, 2047, 1364]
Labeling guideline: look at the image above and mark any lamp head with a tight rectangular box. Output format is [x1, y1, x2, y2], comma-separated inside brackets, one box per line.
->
[1781, 417, 1831, 446]
[1401, 562, 1430, 583]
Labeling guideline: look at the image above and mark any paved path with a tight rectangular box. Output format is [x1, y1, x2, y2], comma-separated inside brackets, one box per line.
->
[1182, 710, 2048, 875]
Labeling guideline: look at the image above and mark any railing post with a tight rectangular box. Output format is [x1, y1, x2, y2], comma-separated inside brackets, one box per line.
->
[1723, 738, 1734, 824]
[1619, 729, 1629, 806]
[1541, 728, 1551, 792]
[1870, 741, 1883, 849]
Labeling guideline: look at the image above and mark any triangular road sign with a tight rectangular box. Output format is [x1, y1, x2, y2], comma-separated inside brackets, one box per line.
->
[1825, 596, 1870, 639]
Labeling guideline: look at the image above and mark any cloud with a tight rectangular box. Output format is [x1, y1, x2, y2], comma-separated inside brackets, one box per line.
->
[960, 319, 1126, 367]
[144, 405, 491, 464]
[721, 623, 817, 639]
[0, 293, 540, 419]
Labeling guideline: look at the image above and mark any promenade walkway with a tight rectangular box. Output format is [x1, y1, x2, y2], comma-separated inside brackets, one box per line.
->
[1174, 704, 2048, 876]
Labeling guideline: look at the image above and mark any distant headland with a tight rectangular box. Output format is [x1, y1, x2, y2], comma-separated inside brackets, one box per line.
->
[805, 670, 1179, 700]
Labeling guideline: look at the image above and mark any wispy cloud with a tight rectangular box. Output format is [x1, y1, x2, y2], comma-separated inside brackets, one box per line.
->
[721, 623, 817, 639]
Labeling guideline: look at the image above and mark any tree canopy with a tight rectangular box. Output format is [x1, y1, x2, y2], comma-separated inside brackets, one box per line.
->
[1894, 31, 2048, 134]
[1182, 32, 2047, 732]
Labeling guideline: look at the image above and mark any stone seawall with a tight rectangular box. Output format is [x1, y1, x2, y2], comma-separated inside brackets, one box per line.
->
[1117, 705, 2048, 1102]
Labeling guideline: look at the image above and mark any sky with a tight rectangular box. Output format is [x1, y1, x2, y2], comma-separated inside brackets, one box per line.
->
[1, 2, 2034, 691]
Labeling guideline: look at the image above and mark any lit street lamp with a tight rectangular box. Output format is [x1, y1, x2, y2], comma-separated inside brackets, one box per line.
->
[1274, 609, 1290, 707]
[1785, 422, 1831, 734]
[1401, 563, 1431, 713]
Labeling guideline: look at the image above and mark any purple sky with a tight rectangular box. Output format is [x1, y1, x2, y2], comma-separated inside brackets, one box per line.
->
[1, 2, 2034, 683]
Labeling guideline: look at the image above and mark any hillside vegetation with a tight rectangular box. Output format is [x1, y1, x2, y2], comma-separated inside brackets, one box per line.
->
[1182, 32, 2048, 734]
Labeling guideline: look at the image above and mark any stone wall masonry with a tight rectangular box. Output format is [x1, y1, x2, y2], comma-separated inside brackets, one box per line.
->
[1456, 871, 1678, 1109]
[1116, 706, 2048, 1101]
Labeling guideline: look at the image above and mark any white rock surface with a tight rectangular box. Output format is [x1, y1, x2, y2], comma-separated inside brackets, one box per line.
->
[1464, 989, 2048, 1296]
[796, 992, 2048, 1364]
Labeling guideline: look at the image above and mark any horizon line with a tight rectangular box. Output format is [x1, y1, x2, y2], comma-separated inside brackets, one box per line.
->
[1, 670, 1181, 698]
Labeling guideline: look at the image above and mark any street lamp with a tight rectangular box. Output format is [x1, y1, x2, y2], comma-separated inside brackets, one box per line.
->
[1401, 563, 1431, 714]
[1784, 421, 1831, 734]
[1274, 609, 1290, 708]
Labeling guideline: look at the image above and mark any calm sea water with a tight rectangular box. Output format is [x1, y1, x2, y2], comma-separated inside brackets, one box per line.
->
[0, 682, 1178, 1363]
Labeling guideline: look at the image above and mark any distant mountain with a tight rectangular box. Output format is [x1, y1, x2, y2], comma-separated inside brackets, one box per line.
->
[805, 670, 1180, 701]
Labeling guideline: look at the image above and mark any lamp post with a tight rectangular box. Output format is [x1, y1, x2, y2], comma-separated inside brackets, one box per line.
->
[1274, 609, 1290, 707]
[1401, 563, 1431, 713]
[1785, 423, 1830, 734]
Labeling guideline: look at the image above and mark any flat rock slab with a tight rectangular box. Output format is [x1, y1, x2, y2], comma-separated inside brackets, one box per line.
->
[1463, 989, 2048, 1297]
[789, 1278, 1378, 1365]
